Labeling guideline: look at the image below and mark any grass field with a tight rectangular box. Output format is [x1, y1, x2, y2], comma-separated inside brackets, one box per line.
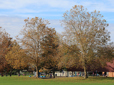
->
[0, 76, 114, 85]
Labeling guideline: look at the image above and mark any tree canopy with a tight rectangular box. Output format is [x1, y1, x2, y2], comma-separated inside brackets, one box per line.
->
[61, 5, 111, 79]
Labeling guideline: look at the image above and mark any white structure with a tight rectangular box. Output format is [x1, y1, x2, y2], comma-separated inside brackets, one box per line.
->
[55, 71, 84, 77]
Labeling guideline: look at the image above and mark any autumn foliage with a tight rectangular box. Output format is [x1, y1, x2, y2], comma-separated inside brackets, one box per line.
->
[0, 5, 114, 79]
[0, 27, 12, 75]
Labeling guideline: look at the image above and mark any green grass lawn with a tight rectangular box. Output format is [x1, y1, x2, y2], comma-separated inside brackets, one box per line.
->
[0, 76, 114, 85]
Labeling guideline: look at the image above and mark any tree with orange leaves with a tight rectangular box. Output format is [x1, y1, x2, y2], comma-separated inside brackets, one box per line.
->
[17, 17, 54, 78]
[5, 40, 29, 76]
[41, 28, 59, 78]
[0, 27, 12, 76]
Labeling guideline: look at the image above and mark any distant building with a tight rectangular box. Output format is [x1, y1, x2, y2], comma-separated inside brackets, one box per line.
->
[55, 60, 114, 77]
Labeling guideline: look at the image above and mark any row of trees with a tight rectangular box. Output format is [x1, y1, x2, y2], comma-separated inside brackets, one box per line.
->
[0, 5, 114, 79]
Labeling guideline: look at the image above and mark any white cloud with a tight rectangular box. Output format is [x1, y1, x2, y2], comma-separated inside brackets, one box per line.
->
[0, 16, 65, 39]
[0, 0, 74, 9]
[0, 16, 25, 39]
[48, 19, 64, 33]
[0, 0, 114, 12]
[0, 16, 113, 42]
[0, 0, 114, 19]
[0, 0, 114, 42]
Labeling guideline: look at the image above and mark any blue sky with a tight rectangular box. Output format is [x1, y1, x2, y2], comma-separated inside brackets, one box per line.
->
[0, 0, 114, 42]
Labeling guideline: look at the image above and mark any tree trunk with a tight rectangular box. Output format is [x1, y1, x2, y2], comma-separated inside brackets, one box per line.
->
[36, 66, 39, 78]
[5, 71, 7, 77]
[10, 69, 12, 77]
[25, 72, 26, 76]
[18, 70, 20, 76]
[84, 66, 88, 79]
[53, 68, 55, 78]
[1, 72, 3, 77]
